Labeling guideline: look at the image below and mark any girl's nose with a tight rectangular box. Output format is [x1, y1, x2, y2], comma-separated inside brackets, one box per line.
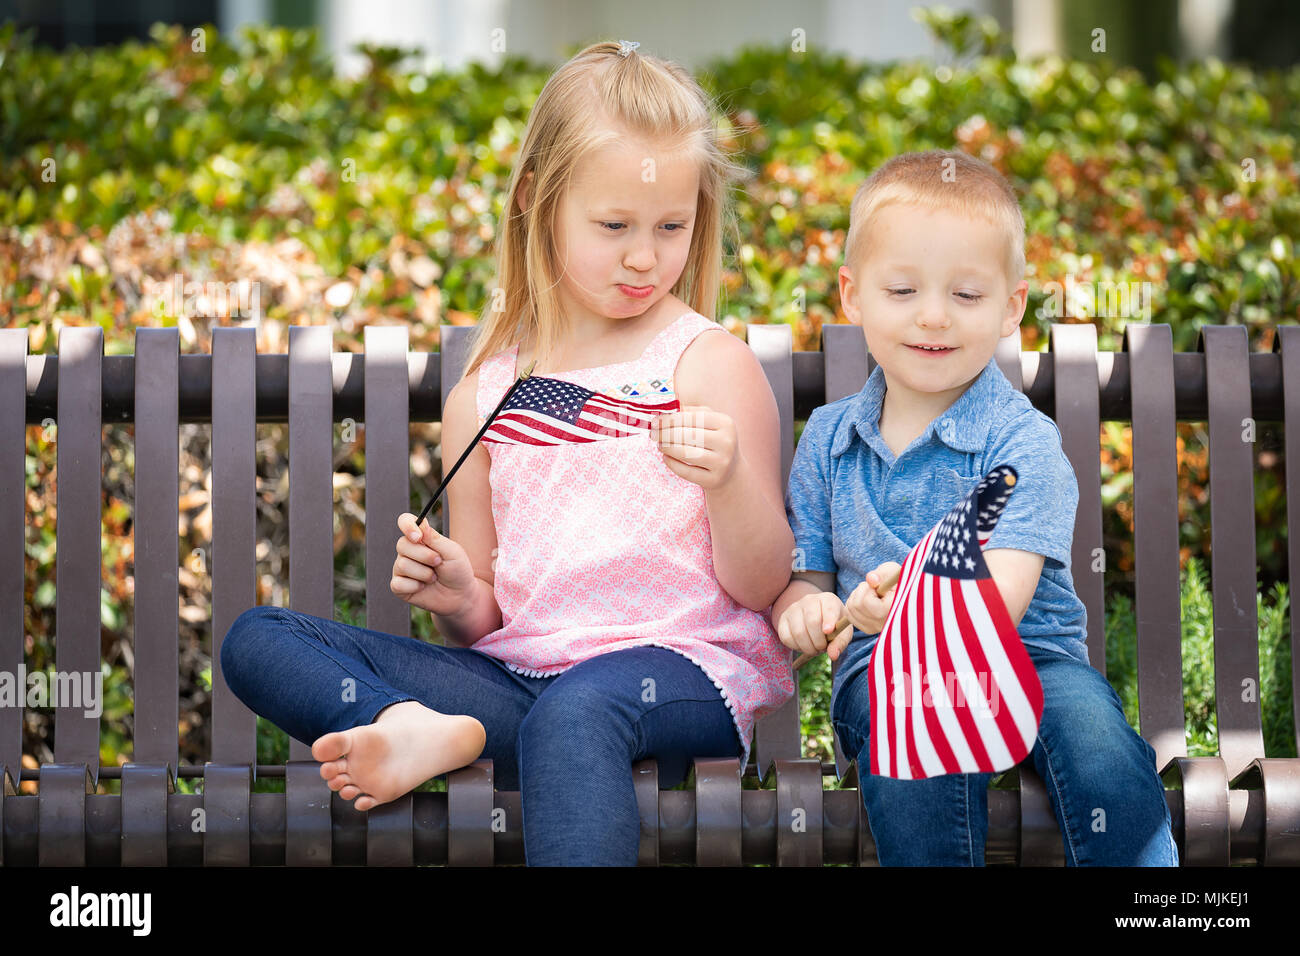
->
[623, 238, 656, 271]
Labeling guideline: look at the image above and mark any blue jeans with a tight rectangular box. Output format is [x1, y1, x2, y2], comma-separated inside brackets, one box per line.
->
[219, 606, 742, 865]
[831, 636, 1179, 866]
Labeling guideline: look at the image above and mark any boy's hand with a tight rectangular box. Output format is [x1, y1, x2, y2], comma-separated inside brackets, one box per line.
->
[649, 406, 739, 491]
[789, 562, 903, 670]
[392, 513, 476, 617]
[844, 562, 902, 637]
[777, 591, 852, 661]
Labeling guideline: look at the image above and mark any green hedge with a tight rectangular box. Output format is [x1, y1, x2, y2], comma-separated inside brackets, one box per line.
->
[3, 14, 1296, 775]
[3, 13, 1298, 346]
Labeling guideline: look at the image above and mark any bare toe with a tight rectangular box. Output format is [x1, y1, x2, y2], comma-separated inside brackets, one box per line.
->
[311, 730, 351, 763]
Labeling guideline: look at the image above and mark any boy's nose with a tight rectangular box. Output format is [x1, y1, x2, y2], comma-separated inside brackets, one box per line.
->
[916, 296, 951, 328]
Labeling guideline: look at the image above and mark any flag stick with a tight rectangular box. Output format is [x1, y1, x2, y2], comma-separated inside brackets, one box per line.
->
[413, 359, 537, 531]
[793, 563, 900, 671]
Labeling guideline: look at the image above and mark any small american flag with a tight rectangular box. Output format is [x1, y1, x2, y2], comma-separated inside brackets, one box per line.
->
[867, 465, 1044, 779]
[481, 375, 678, 446]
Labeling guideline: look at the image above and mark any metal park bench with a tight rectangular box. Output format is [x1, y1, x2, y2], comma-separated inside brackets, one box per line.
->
[1, 320, 1296, 865]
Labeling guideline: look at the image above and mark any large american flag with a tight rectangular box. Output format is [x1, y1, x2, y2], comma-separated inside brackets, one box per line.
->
[481, 375, 679, 445]
[867, 465, 1044, 779]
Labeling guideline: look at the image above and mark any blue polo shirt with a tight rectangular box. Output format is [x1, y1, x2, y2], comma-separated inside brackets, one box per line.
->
[785, 355, 1091, 704]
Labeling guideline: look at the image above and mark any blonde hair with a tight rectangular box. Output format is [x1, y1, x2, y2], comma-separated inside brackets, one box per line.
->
[842, 149, 1025, 284]
[460, 41, 746, 380]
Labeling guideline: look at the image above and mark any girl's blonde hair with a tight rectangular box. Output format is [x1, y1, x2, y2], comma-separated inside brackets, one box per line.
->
[843, 149, 1026, 284]
[460, 40, 745, 380]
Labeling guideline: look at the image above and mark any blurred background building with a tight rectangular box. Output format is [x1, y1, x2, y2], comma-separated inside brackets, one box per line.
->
[1, 0, 1296, 72]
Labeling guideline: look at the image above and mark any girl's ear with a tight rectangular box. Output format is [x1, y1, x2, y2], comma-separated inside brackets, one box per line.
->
[516, 170, 534, 215]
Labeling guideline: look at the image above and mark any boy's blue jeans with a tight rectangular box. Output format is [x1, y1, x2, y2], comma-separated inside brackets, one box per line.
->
[832, 637, 1180, 866]
[219, 606, 742, 866]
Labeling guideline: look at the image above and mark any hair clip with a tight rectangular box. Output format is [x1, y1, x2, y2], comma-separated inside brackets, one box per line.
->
[616, 40, 640, 58]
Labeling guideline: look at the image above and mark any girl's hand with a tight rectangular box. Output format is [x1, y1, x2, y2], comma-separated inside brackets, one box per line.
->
[843, 562, 902, 637]
[649, 405, 740, 492]
[392, 513, 477, 617]
[776, 591, 850, 660]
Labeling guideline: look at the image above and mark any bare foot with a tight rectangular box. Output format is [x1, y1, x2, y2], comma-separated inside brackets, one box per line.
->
[311, 701, 487, 811]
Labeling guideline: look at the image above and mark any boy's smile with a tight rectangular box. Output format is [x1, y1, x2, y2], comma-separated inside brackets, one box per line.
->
[838, 204, 1028, 429]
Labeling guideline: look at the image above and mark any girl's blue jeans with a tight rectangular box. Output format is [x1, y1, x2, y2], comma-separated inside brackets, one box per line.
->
[219, 606, 742, 866]
[832, 637, 1180, 866]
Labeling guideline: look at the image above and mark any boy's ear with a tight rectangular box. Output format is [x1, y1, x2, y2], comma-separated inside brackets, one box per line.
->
[838, 265, 863, 327]
[1002, 279, 1029, 338]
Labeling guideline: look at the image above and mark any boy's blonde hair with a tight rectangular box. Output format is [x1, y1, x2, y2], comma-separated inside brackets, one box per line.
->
[842, 149, 1025, 285]
[460, 41, 746, 379]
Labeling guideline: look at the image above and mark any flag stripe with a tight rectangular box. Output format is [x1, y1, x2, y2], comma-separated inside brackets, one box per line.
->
[883, 529, 929, 777]
[903, 565, 927, 777]
[482, 419, 555, 445]
[494, 407, 642, 442]
[489, 413, 600, 444]
[929, 578, 992, 773]
[942, 578, 1014, 769]
[587, 392, 679, 415]
[871, 533, 911, 776]
[913, 564, 955, 778]
[955, 577, 1038, 747]
[970, 576, 1043, 741]
[584, 390, 677, 412]
[872, 527, 932, 778]
[918, 575, 969, 775]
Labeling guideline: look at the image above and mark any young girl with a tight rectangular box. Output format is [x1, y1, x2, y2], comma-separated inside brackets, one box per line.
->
[219, 40, 796, 866]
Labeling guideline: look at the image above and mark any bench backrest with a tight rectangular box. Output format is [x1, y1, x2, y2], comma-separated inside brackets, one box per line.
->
[1, 322, 1294, 788]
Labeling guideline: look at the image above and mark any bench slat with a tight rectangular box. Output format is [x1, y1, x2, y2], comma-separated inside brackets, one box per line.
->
[359, 325, 431, 865]
[748, 323, 804, 776]
[0, 329, 27, 774]
[1049, 323, 1107, 673]
[1201, 325, 1265, 781]
[120, 763, 172, 865]
[634, 757, 659, 864]
[286, 325, 334, 764]
[37, 763, 94, 865]
[284, 759, 332, 864]
[54, 327, 104, 768]
[365, 793, 416, 865]
[1126, 323, 1186, 772]
[202, 762, 252, 865]
[446, 758, 494, 865]
[822, 323, 871, 781]
[995, 332, 1023, 389]
[0, 764, 14, 865]
[1274, 327, 1300, 758]
[438, 325, 474, 542]
[132, 328, 181, 771]
[774, 758, 824, 865]
[362, 325, 412, 639]
[693, 756, 743, 865]
[210, 329, 258, 763]
[284, 326, 336, 864]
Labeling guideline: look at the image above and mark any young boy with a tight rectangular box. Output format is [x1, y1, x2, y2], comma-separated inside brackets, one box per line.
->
[772, 149, 1178, 866]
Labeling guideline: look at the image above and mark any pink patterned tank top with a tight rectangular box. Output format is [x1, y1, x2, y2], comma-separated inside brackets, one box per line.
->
[471, 311, 795, 769]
